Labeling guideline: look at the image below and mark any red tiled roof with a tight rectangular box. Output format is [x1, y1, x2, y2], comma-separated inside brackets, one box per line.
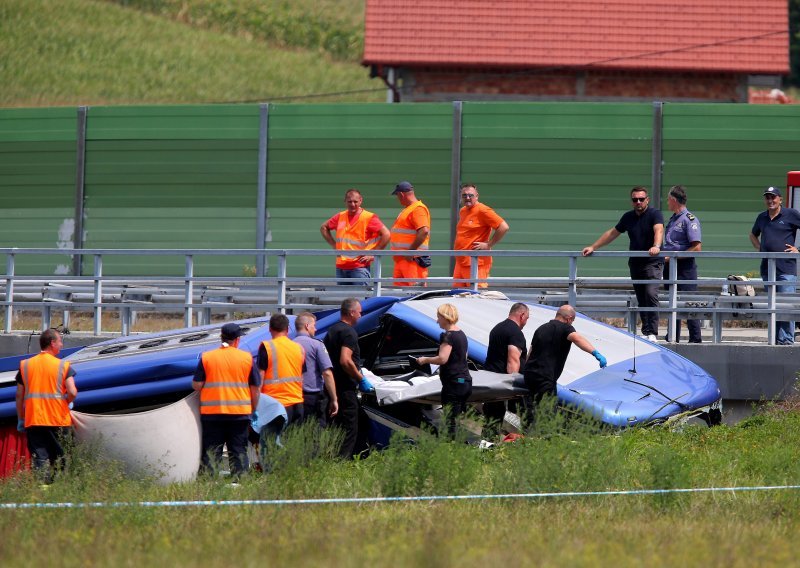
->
[363, 0, 789, 74]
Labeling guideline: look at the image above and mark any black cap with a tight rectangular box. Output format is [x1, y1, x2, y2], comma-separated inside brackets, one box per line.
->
[221, 323, 243, 341]
[763, 186, 782, 197]
[391, 181, 414, 195]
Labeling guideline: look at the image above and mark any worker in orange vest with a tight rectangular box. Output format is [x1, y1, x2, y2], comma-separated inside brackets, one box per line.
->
[193, 322, 261, 480]
[15, 328, 77, 484]
[390, 181, 431, 286]
[257, 314, 306, 465]
[453, 183, 509, 288]
[321, 188, 390, 285]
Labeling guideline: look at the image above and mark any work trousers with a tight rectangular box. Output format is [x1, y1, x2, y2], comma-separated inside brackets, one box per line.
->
[452, 256, 492, 289]
[335, 266, 371, 286]
[665, 258, 702, 343]
[200, 417, 250, 479]
[629, 259, 663, 337]
[302, 390, 330, 428]
[393, 257, 428, 287]
[333, 389, 359, 459]
[26, 426, 70, 484]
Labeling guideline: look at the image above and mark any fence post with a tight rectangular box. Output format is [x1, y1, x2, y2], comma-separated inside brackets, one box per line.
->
[184, 255, 194, 328]
[93, 254, 103, 335]
[767, 259, 776, 345]
[4, 253, 14, 333]
[449, 101, 463, 277]
[469, 256, 479, 292]
[568, 256, 578, 307]
[72, 106, 88, 277]
[667, 258, 678, 342]
[256, 103, 270, 277]
[277, 253, 287, 314]
[651, 101, 663, 209]
[373, 257, 382, 297]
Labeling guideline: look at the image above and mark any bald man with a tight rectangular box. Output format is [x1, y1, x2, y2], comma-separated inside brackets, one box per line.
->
[521, 305, 606, 427]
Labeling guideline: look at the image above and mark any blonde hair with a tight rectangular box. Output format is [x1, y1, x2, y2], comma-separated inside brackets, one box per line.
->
[437, 303, 459, 324]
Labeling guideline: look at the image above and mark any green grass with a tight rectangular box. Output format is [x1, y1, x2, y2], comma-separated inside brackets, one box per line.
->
[2, 404, 800, 565]
[0, 0, 382, 107]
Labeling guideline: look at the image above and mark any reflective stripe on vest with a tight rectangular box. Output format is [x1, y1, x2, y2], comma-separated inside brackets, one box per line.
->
[20, 354, 71, 427]
[335, 210, 378, 268]
[390, 200, 430, 252]
[261, 337, 304, 407]
[199, 346, 253, 415]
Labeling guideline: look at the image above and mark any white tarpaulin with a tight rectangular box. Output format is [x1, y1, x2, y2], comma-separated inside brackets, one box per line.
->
[71, 392, 202, 484]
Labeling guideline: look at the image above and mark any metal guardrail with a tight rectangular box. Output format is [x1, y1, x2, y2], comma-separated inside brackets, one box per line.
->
[1, 247, 798, 344]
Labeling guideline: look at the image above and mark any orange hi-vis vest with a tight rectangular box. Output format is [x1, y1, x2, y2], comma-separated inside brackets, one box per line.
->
[335, 209, 380, 269]
[261, 336, 305, 407]
[20, 352, 72, 427]
[391, 200, 430, 261]
[199, 345, 254, 415]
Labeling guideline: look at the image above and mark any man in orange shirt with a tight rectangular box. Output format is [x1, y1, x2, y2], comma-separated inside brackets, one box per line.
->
[321, 189, 390, 285]
[453, 183, 509, 288]
[15, 328, 78, 484]
[390, 180, 431, 286]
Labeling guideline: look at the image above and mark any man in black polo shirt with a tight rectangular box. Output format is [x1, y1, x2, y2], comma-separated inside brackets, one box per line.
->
[582, 186, 665, 341]
[749, 186, 800, 345]
[482, 302, 529, 437]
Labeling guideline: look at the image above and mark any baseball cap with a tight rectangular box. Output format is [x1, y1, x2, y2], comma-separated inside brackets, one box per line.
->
[391, 181, 414, 195]
[763, 186, 782, 197]
[221, 322, 243, 341]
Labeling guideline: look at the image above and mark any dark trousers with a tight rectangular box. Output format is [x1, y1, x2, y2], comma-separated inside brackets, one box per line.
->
[666, 258, 701, 343]
[302, 390, 329, 428]
[26, 426, 70, 484]
[441, 380, 472, 439]
[522, 373, 556, 430]
[630, 259, 663, 336]
[200, 417, 250, 478]
[333, 389, 359, 459]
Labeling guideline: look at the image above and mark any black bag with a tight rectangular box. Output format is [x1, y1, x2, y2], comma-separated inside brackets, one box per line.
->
[413, 255, 432, 268]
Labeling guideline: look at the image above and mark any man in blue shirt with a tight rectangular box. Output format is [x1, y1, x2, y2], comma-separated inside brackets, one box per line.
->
[583, 186, 664, 341]
[662, 185, 703, 343]
[294, 312, 338, 427]
[749, 186, 800, 345]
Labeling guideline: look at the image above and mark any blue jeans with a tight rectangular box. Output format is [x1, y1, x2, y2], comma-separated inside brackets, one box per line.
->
[761, 270, 796, 345]
[336, 267, 371, 286]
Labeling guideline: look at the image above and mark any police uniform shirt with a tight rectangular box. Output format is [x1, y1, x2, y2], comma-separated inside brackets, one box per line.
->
[294, 332, 333, 393]
[751, 207, 800, 275]
[663, 209, 702, 252]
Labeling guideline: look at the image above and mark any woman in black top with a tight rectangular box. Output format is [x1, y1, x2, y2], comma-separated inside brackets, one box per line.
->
[416, 303, 471, 438]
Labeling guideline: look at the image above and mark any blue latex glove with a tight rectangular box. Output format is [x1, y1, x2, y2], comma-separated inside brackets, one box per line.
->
[68, 402, 74, 410]
[17, 419, 25, 433]
[592, 350, 607, 368]
[250, 411, 259, 425]
[358, 376, 375, 393]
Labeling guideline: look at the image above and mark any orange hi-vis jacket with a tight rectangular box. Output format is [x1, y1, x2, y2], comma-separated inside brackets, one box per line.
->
[335, 209, 380, 269]
[199, 345, 254, 415]
[261, 336, 305, 407]
[390, 200, 430, 262]
[20, 352, 72, 427]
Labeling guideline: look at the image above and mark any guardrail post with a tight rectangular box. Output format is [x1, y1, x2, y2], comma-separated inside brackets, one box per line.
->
[373, 257, 382, 297]
[184, 255, 194, 328]
[121, 307, 130, 336]
[277, 253, 287, 314]
[93, 254, 102, 335]
[667, 258, 678, 342]
[4, 253, 14, 333]
[568, 256, 578, 306]
[767, 259, 776, 345]
[469, 256, 479, 292]
[42, 305, 51, 331]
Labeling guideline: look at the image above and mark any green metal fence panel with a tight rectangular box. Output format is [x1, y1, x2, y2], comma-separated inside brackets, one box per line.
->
[0, 108, 77, 274]
[662, 103, 800, 278]
[82, 105, 260, 276]
[266, 103, 453, 277]
[460, 102, 654, 278]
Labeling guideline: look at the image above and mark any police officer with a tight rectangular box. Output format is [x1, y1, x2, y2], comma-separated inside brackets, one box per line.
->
[662, 185, 702, 343]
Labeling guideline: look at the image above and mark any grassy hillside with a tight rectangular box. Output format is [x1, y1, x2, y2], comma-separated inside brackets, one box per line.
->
[0, 0, 382, 107]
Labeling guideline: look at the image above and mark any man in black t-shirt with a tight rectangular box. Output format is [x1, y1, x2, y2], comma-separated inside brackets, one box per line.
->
[323, 298, 373, 459]
[522, 305, 607, 428]
[483, 303, 529, 437]
[582, 186, 665, 341]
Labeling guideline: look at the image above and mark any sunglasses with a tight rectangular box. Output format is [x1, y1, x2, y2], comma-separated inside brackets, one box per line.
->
[461, 193, 476, 199]
[631, 197, 647, 203]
